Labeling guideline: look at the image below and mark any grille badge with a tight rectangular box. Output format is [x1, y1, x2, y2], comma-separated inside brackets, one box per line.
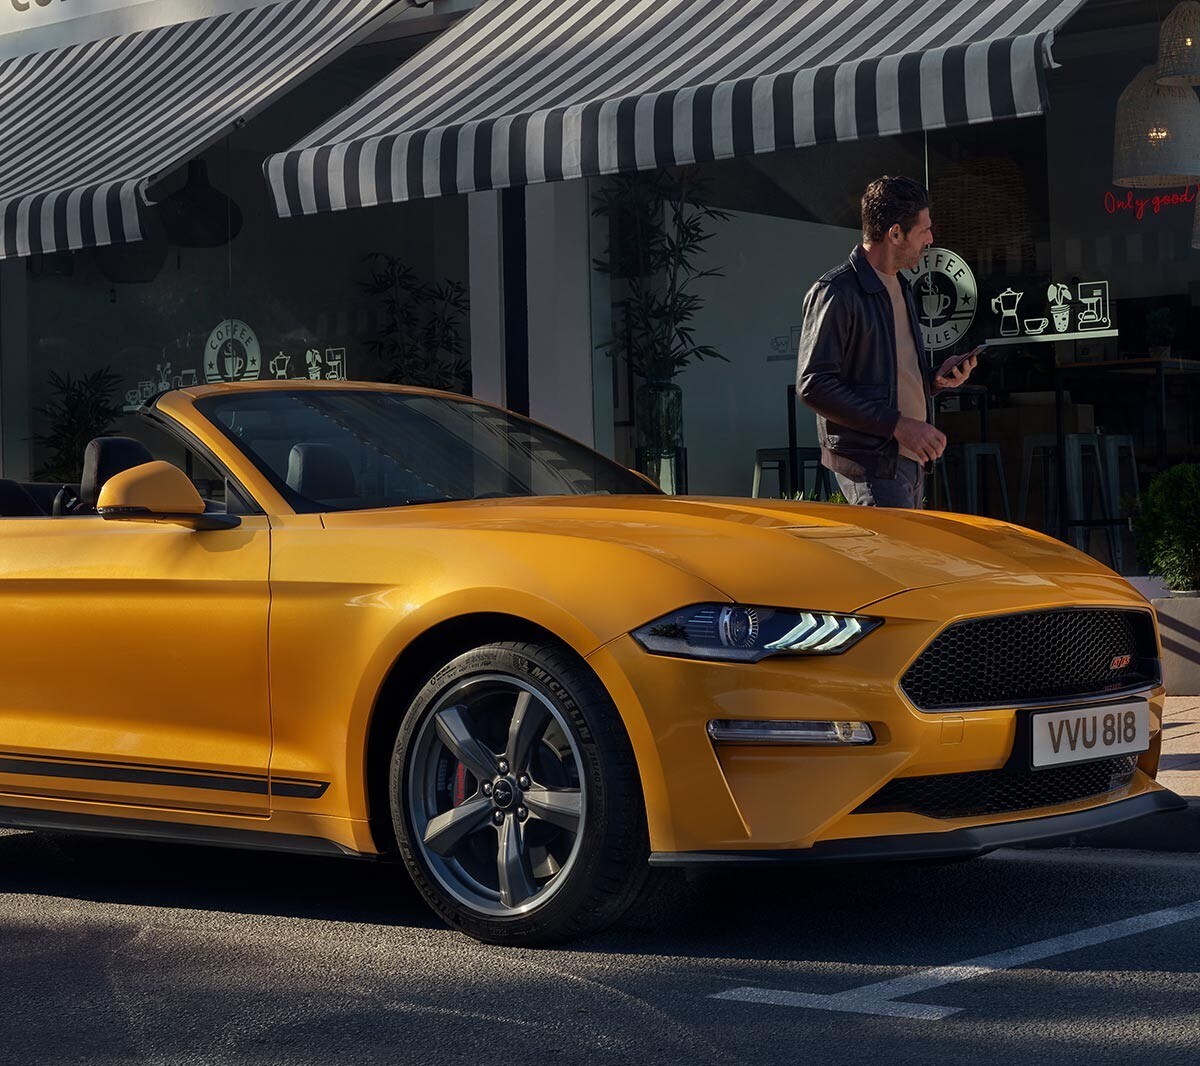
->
[1110, 654, 1133, 670]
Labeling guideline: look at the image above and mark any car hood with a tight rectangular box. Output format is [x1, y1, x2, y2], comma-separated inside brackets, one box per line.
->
[322, 495, 1118, 613]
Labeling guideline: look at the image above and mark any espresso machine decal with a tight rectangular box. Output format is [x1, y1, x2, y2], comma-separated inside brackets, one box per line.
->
[1076, 281, 1110, 331]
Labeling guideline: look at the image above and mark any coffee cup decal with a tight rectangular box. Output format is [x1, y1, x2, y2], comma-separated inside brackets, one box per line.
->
[222, 344, 246, 380]
[922, 291, 952, 320]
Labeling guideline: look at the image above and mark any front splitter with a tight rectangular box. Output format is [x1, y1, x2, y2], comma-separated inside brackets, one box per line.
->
[649, 789, 1187, 867]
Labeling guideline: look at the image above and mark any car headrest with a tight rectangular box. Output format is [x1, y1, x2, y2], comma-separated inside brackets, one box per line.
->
[286, 444, 357, 501]
[0, 479, 43, 517]
[79, 437, 155, 508]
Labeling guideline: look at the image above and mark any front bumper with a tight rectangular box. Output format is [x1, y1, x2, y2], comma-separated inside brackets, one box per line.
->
[649, 790, 1187, 866]
[586, 572, 1169, 856]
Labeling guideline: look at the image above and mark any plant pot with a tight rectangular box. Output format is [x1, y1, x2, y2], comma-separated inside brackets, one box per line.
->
[1171, 589, 1200, 597]
[1051, 306, 1070, 332]
[635, 381, 687, 493]
[1152, 595, 1200, 695]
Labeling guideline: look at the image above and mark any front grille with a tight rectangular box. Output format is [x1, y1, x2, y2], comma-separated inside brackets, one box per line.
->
[901, 608, 1159, 711]
[855, 754, 1139, 819]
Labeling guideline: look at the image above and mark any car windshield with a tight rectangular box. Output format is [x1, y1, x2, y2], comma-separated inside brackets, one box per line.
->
[195, 389, 659, 512]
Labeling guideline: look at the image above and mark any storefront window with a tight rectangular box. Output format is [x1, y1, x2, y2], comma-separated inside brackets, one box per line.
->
[590, 133, 927, 500]
[589, 1, 1200, 576]
[0, 35, 471, 487]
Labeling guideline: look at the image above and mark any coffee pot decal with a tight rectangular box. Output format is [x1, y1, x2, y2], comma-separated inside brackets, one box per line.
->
[991, 288, 1024, 337]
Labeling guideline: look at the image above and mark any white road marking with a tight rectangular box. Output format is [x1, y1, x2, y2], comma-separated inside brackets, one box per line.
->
[712, 899, 1200, 1020]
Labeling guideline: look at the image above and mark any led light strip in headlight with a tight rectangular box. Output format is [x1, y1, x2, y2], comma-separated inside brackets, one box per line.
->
[632, 604, 883, 663]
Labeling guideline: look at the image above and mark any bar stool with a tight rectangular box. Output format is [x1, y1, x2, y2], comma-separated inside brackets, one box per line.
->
[1017, 435, 1058, 528]
[751, 447, 830, 499]
[1101, 434, 1140, 512]
[1018, 433, 1116, 559]
[1100, 433, 1139, 570]
[957, 442, 1011, 520]
[929, 459, 954, 511]
[751, 448, 790, 498]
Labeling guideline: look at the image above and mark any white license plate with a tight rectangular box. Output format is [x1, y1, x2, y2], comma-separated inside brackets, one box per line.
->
[1031, 698, 1150, 769]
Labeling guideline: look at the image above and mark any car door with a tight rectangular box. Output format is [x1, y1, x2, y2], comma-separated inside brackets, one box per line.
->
[0, 454, 272, 818]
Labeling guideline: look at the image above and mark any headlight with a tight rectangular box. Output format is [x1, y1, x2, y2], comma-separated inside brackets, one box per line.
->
[632, 603, 883, 663]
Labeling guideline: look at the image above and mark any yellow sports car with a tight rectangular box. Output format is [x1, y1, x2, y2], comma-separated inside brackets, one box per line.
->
[0, 381, 1179, 944]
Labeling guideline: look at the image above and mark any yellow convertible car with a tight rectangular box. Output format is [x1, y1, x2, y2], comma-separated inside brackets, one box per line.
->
[0, 381, 1180, 943]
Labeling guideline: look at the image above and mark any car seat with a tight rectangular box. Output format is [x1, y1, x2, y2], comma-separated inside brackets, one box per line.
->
[53, 437, 155, 516]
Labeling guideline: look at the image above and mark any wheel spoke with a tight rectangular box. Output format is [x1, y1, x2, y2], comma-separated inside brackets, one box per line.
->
[422, 795, 493, 857]
[505, 690, 548, 773]
[434, 705, 496, 781]
[497, 815, 538, 908]
[522, 787, 581, 833]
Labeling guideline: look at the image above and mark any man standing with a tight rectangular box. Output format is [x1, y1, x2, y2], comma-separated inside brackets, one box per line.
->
[796, 176, 977, 508]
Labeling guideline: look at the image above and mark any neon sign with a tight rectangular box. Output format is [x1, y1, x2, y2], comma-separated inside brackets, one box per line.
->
[1103, 185, 1197, 221]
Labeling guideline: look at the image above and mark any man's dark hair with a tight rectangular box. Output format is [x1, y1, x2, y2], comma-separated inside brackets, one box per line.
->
[861, 176, 930, 243]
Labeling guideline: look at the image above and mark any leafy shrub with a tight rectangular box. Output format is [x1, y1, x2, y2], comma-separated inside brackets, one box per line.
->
[1133, 463, 1200, 591]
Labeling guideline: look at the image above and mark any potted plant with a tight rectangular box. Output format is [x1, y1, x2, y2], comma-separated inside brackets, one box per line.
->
[362, 254, 470, 393]
[593, 170, 729, 492]
[33, 367, 122, 483]
[1134, 463, 1200, 694]
[1145, 307, 1175, 360]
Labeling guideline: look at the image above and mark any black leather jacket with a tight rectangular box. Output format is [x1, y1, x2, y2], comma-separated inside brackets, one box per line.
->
[796, 245, 939, 480]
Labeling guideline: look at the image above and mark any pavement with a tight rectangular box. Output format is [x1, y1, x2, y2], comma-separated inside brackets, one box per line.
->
[0, 698, 1194, 1063]
[3, 830, 1200, 1064]
[1073, 695, 1200, 853]
[1156, 695, 1200, 799]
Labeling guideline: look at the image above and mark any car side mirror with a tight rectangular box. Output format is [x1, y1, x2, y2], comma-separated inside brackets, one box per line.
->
[96, 461, 240, 530]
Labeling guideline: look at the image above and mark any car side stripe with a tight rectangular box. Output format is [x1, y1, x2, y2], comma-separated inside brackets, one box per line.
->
[0, 753, 328, 799]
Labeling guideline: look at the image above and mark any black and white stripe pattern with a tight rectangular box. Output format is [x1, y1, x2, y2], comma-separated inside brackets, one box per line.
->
[0, 0, 398, 259]
[267, 0, 1086, 218]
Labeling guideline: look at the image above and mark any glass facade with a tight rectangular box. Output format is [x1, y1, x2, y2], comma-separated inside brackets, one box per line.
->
[589, 0, 1200, 574]
[0, 35, 471, 485]
[3, 0, 1197, 580]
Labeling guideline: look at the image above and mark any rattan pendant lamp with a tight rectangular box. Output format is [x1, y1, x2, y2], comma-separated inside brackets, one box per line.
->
[1112, 64, 1200, 187]
[1159, 1, 1200, 85]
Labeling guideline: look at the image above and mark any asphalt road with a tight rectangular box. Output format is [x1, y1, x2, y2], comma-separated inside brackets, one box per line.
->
[3, 828, 1199, 1065]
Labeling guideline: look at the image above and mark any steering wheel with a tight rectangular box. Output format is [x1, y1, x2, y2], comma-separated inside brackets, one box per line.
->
[52, 486, 83, 517]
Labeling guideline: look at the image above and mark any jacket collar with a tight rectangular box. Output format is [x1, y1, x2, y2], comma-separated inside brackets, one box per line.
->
[850, 244, 911, 295]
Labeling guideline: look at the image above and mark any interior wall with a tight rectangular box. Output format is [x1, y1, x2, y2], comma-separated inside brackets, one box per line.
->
[682, 211, 860, 498]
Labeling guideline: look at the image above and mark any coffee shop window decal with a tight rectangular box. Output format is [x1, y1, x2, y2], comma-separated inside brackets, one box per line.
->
[984, 281, 1116, 345]
[204, 319, 262, 385]
[901, 247, 977, 352]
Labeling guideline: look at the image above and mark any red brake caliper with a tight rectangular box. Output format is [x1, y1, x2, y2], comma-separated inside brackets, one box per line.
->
[452, 762, 467, 807]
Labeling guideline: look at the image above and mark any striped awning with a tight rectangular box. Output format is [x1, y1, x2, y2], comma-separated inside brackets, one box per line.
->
[0, 0, 398, 259]
[266, 0, 1087, 218]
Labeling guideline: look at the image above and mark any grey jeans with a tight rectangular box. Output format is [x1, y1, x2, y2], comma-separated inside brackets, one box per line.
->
[833, 457, 925, 509]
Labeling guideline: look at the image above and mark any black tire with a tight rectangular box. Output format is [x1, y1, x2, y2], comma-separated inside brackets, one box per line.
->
[389, 640, 648, 945]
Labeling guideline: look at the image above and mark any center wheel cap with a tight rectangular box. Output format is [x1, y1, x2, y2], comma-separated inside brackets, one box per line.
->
[491, 778, 516, 810]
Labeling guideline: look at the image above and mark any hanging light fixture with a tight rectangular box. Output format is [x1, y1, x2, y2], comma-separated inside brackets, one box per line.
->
[1113, 64, 1200, 187]
[156, 159, 243, 248]
[1158, 1, 1200, 85]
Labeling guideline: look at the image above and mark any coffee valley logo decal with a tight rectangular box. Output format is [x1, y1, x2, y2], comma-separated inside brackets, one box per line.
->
[902, 248, 977, 352]
[204, 319, 262, 384]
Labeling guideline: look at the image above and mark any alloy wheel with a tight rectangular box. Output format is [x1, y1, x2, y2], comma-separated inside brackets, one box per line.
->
[407, 673, 587, 917]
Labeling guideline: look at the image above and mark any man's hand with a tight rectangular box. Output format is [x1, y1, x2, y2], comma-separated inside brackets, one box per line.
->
[894, 416, 946, 463]
[934, 348, 981, 390]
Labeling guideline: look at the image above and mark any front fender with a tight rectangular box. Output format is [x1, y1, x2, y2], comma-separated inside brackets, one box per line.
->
[265, 522, 725, 828]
